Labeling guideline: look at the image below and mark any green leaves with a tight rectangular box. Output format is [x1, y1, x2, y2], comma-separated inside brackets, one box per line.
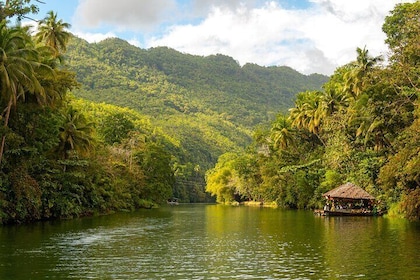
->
[205, 2, 420, 220]
[56, 106, 95, 160]
[0, 0, 40, 21]
[101, 113, 135, 145]
[35, 11, 71, 58]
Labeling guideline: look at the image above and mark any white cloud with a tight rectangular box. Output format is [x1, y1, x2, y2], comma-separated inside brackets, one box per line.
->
[127, 38, 142, 48]
[74, 31, 118, 43]
[72, 0, 415, 75]
[74, 0, 177, 31]
[189, 0, 267, 16]
[145, 0, 410, 75]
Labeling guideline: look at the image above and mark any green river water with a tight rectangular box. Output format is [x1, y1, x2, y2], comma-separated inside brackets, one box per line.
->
[0, 204, 419, 279]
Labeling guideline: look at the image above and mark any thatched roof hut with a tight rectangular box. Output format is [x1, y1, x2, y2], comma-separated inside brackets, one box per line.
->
[323, 182, 375, 201]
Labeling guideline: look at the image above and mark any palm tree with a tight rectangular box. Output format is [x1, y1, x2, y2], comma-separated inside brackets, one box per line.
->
[35, 11, 71, 58]
[56, 107, 95, 160]
[321, 89, 348, 116]
[270, 115, 295, 150]
[353, 110, 390, 151]
[289, 91, 324, 135]
[0, 21, 45, 164]
[344, 47, 382, 99]
[289, 91, 325, 145]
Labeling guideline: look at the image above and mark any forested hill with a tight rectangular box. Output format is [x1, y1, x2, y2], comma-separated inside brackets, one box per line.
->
[1, 1, 417, 224]
[63, 36, 327, 203]
[66, 37, 328, 129]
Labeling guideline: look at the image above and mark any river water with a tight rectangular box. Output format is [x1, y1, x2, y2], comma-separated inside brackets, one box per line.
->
[0, 204, 419, 279]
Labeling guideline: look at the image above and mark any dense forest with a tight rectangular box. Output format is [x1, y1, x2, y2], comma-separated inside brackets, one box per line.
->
[64, 35, 327, 207]
[206, 2, 420, 221]
[66, 37, 327, 128]
[0, 1, 418, 224]
[0, 1, 327, 224]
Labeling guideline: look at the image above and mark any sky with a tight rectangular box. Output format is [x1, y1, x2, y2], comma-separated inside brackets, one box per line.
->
[28, 0, 414, 75]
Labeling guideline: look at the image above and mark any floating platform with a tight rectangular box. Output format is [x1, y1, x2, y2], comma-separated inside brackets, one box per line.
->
[314, 209, 383, 216]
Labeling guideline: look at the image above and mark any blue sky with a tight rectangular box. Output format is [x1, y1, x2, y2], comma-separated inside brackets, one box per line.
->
[29, 0, 414, 75]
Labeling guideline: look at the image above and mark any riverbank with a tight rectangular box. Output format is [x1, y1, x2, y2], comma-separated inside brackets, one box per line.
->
[242, 201, 278, 208]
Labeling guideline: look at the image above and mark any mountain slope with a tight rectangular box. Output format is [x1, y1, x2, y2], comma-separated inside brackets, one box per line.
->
[66, 37, 328, 127]
[64, 36, 328, 202]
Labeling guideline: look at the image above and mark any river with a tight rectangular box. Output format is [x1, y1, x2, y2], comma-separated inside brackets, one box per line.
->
[0, 204, 419, 279]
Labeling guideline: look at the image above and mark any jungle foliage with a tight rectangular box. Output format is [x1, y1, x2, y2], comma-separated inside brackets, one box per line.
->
[0, 2, 166, 223]
[66, 37, 327, 128]
[1, 1, 418, 224]
[63, 33, 327, 206]
[206, 2, 420, 221]
[0, 1, 327, 224]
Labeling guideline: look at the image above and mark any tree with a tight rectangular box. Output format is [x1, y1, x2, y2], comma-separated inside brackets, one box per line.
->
[101, 112, 135, 144]
[400, 188, 420, 221]
[135, 141, 174, 203]
[0, 21, 46, 164]
[289, 91, 325, 145]
[0, 0, 42, 21]
[344, 47, 382, 99]
[320, 88, 347, 116]
[379, 106, 420, 195]
[270, 115, 295, 150]
[382, 2, 419, 91]
[206, 153, 239, 203]
[35, 11, 71, 58]
[383, 2, 420, 66]
[56, 106, 95, 160]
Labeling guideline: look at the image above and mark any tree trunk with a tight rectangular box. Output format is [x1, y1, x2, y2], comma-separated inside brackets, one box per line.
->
[0, 99, 13, 165]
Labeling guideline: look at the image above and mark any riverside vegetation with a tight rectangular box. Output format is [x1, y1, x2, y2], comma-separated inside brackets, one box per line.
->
[206, 2, 420, 221]
[0, 1, 418, 224]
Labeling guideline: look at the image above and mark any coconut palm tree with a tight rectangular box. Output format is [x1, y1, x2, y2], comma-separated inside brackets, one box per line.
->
[270, 115, 295, 150]
[56, 107, 95, 160]
[0, 21, 46, 164]
[35, 11, 71, 58]
[289, 91, 324, 135]
[344, 47, 382, 99]
[289, 91, 326, 146]
[321, 88, 348, 116]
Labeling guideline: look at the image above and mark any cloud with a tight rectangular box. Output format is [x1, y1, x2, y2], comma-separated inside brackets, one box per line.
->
[72, 0, 414, 75]
[74, 0, 177, 31]
[310, 0, 387, 22]
[189, 0, 266, 15]
[74, 31, 118, 43]
[146, 0, 408, 75]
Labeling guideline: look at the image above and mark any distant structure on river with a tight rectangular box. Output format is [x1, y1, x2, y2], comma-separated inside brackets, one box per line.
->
[315, 182, 383, 216]
[167, 198, 179, 206]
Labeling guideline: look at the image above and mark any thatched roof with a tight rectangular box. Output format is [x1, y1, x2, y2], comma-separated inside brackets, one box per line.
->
[323, 182, 375, 200]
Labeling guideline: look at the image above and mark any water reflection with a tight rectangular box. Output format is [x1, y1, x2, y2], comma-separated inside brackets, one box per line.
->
[320, 216, 420, 279]
[0, 205, 419, 279]
[204, 205, 328, 279]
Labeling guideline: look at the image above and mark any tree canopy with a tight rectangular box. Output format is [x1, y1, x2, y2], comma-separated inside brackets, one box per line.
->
[0, 1, 418, 224]
[206, 2, 420, 220]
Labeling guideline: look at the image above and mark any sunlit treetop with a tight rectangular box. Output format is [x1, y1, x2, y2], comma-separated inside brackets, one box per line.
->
[0, 0, 44, 21]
